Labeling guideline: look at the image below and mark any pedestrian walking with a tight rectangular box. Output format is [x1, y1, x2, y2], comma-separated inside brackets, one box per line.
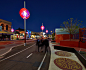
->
[40, 37, 44, 52]
[36, 38, 40, 52]
[44, 37, 49, 53]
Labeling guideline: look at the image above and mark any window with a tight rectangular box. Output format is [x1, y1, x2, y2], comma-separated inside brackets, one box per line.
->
[6, 25, 8, 30]
[1, 24, 4, 30]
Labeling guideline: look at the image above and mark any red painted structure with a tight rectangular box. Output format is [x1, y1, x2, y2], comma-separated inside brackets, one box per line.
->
[79, 28, 86, 42]
[55, 34, 73, 43]
[55, 28, 86, 49]
[79, 28, 86, 49]
[60, 40, 79, 47]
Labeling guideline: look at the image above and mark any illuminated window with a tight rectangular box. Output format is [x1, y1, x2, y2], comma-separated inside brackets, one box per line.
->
[1, 24, 4, 30]
[6, 25, 8, 30]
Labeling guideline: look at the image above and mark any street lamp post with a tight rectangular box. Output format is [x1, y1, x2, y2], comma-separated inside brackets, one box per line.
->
[46, 29, 48, 37]
[19, 1, 30, 46]
[24, 1, 26, 46]
[41, 23, 45, 37]
[11, 28, 14, 40]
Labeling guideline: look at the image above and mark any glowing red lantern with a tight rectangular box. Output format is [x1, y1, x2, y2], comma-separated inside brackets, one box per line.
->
[11, 28, 14, 32]
[46, 30, 48, 33]
[41, 25, 45, 30]
[19, 8, 30, 19]
[26, 32, 28, 34]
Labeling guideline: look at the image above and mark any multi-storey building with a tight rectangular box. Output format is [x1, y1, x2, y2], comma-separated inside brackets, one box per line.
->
[0, 19, 13, 40]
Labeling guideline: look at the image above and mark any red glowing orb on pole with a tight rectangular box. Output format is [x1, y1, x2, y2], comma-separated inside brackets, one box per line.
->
[11, 28, 14, 32]
[11, 28, 14, 40]
[46, 30, 48, 33]
[19, 1, 30, 46]
[19, 8, 30, 19]
[41, 26, 45, 31]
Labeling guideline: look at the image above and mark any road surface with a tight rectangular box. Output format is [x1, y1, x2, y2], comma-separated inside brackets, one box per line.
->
[0, 41, 51, 70]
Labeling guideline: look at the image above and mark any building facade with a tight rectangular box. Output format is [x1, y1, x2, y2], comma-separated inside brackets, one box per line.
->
[31, 31, 40, 39]
[0, 19, 12, 40]
[0, 19, 11, 32]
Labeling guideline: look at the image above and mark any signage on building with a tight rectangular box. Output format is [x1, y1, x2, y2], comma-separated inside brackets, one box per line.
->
[0, 26, 2, 31]
[55, 28, 69, 35]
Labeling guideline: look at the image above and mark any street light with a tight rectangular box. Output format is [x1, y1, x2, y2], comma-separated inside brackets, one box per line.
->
[11, 28, 14, 40]
[19, 1, 30, 46]
[41, 23, 45, 32]
[46, 30, 48, 33]
[51, 31, 52, 35]
[41, 23, 45, 37]
[11, 28, 14, 32]
[46, 29, 48, 37]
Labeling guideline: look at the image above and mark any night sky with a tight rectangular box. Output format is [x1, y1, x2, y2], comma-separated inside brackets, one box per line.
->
[0, 0, 86, 34]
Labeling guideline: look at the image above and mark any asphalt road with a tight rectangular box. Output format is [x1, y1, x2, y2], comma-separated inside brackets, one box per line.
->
[0, 41, 51, 70]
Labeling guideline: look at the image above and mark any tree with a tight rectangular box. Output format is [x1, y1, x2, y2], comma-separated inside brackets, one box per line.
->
[60, 18, 83, 40]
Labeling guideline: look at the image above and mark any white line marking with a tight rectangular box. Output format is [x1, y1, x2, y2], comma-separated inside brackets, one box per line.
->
[37, 52, 47, 70]
[0, 42, 32, 57]
[26, 53, 33, 58]
[0, 43, 35, 62]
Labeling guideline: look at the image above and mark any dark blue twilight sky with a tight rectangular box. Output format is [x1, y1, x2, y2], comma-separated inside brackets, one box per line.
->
[0, 0, 86, 34]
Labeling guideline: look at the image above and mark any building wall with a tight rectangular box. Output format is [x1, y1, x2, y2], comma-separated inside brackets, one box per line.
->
[79, 28, 86, 41]
[55, 34, 73, 43]
[0, 19, 12, 32]
[55, 28, 69, 35]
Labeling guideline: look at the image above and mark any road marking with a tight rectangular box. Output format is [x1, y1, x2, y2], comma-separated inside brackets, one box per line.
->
[0, 43, 35, 62]
[37, 52, 47, 70]
[0, 42, 33, 56]
[26, 53, 33, 58]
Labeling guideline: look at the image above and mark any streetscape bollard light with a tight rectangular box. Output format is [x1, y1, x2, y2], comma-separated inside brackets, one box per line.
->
[19, 1, 30, 46]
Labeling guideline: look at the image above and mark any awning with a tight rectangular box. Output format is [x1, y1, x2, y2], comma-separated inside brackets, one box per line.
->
[0, 31, 7, 33]
[0, 31, 13, 35]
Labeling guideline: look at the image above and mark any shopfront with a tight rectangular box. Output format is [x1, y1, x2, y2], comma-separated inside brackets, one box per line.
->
[0, 31, 13, 41]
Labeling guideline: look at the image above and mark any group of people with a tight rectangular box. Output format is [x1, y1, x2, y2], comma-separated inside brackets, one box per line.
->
[36, 37, 49, 53]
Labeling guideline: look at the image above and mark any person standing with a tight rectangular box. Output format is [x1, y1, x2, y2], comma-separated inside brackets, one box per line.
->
[40, 37, 44, 52]
[44, 37, 49, 53]
[36, 38, 40, 52]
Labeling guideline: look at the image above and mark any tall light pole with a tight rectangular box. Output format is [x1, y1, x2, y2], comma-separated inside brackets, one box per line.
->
[11, 28, 14, 40]
[42, 23, 43, 32]
[41, 23, 45, 37]
[24, 1, 26, 46]
[19, 1, 30, 46]
[46, 29, 48, 37]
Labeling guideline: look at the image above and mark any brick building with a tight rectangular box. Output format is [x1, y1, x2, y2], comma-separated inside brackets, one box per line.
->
[0, 19, 13, 40]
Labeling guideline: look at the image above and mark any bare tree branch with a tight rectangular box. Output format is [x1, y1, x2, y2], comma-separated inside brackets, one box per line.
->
[60, 18, 83, 40]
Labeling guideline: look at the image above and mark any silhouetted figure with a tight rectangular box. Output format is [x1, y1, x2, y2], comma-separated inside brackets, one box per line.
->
[36, 39, 40, 52]
[44, 37, 49, 53]
[40, 38, 45, 52]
